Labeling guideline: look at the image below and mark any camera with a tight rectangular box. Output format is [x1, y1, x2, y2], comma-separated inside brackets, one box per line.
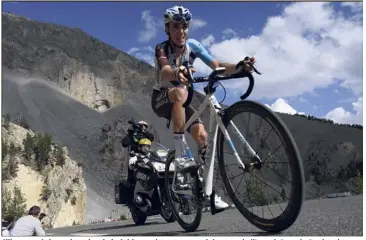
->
[38, 213, 46, 221]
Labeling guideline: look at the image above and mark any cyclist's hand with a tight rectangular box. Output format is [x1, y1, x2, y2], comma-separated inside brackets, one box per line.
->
[240, 56, 256, 73]
[178, 67, 196, 85]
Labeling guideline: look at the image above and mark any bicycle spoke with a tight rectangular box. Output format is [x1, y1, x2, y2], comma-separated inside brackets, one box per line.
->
[265, 161, 289, 164]
[234, 173, 245, 196]
[255, 118, 263, 154]
[262, 143, 283, 163]
[250, 173, 289, 201]
[229, 172, 244, 181]
[265, 165, 292, 184]
[255, 127, 274, 156]
[243, 173, 255, 214]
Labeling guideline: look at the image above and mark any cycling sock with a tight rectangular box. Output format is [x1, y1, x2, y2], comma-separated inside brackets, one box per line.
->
[174, 132, 185, 158]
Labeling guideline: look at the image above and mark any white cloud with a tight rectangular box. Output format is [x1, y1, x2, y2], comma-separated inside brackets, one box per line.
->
[325, 97, 363, 125]
[265, 98, 305, 115]
[204, 3, 362, 101]
[190, 19, 207, 31]
[222, 28, 237, 40]
[127, 47, 140, 55]
[127, 46, 155, 67]
[139, 10, 158, 42]
[201, 34, 215, 47]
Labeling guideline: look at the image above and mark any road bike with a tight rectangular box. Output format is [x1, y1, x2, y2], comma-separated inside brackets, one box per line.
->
[164, 60, 305, 233]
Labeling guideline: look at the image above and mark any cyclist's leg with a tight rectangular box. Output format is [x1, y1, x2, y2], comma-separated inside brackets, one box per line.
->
[167, 86, 196, 168]
[151, 87, 194, 190]
[186, 107, 229, 210]
[152, 86, 199, 159]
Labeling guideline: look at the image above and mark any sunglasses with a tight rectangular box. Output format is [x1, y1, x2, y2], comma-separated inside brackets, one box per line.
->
[166, 13, 192, 23]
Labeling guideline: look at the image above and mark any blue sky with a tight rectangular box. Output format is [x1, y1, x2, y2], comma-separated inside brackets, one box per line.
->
[2, 2, 363, 125]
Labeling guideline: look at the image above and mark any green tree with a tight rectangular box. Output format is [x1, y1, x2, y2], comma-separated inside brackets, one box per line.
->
[2, 186, 27, 222]
[2, 138, 8, 161]
[3, 114, 10, 130]
[3, 142, 19, 181]
[40, 185, 52, 201]
[54, 145, 66, 166]
[23, 132, 34, 161]
[33, 133, 52, 171]
[355, 170, 363, 194]
[246, 173, 270, 207]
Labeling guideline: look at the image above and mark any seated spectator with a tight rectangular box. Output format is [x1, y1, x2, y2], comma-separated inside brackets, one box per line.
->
[2, 205, 46, 236]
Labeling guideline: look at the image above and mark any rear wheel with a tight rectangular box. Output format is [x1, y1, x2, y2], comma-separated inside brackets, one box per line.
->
[217, 100, 305, 233]
[164, 150, 203, 232]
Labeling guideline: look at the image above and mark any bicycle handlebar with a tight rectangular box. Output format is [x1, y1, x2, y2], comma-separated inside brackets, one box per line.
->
[181, 59, 262, 108]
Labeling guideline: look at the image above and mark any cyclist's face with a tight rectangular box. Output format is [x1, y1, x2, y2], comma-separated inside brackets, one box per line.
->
[168, 22, 189, 46]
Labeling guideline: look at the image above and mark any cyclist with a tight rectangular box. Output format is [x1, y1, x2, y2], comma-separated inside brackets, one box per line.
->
[150, 5, 256, 210]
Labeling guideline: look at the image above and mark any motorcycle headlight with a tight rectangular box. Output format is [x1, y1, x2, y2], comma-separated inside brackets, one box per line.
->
[151, 162, 165, 172]
[169, 163, 175, 171]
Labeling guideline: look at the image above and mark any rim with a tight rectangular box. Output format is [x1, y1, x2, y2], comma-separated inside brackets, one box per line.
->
[161, 204, 173, 219]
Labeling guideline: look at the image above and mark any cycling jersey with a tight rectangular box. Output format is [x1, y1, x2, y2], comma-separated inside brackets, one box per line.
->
[153, 38, 215, 90]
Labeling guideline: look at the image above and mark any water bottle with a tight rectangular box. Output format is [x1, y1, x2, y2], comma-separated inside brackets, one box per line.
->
[182, 139, 194, 161]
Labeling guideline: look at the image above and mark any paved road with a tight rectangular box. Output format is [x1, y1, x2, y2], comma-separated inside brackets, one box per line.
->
[47, 195, 362, 236]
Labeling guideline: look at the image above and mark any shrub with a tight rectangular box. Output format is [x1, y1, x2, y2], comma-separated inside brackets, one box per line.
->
[2, 186, 27, 222]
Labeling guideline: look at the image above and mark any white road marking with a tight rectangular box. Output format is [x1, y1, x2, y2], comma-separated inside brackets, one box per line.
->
[69, 233, 108, 236]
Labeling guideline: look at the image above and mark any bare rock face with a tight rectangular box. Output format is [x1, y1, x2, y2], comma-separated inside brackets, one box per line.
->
[2, 121, 87, 228]
[2, 12, 155, 109]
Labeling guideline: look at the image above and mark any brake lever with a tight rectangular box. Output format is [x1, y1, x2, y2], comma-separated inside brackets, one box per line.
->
[251, 64, 262, 75]
[236, 59, 262, 75]
[182, 61, 195, 83]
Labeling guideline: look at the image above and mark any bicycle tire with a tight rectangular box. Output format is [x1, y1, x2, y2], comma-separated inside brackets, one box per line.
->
[216, 100, 305, 233]
[164, 150, 203, 232]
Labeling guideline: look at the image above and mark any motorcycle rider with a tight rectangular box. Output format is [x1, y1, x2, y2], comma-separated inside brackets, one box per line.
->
[121, 120, 155, 190]
[151, 5, 256, 210]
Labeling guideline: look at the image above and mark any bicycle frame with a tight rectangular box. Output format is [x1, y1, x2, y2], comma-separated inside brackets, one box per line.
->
[181, 90, 261, 197]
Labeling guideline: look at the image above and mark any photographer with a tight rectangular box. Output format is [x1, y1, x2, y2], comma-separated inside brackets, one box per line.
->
[2, 206, 46, 237]
[121, 120, 154, 154]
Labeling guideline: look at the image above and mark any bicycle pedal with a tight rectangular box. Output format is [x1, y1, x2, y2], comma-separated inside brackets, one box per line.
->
[179, 165, 198, 174]
[209, 190, 226, 215]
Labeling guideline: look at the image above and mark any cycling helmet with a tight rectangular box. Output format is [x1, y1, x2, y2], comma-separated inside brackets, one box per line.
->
[164, 5, 192, 33]
[138, 138, 152, 154]
[138, 120, 148, 128]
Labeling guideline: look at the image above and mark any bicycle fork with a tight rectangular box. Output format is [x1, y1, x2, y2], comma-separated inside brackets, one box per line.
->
[216, 115, 263, 172]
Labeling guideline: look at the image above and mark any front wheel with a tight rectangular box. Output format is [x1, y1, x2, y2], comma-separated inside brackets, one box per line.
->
[217, 100, 305, 233]
[164, 150, 203, 232]
[130, 207, 147, 226]
[160, 203, 175, 223]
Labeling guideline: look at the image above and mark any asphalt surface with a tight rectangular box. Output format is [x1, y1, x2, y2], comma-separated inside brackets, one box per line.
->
[46, 195, 363, 236]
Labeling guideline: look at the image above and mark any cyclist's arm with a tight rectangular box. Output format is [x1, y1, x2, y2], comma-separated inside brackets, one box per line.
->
[190, 39, 239, 75]
[155, 44, 177, 82]
[210, 61, 238, 75]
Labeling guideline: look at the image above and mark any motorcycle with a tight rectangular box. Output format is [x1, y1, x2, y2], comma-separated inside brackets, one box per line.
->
[115, 121, 176, 225]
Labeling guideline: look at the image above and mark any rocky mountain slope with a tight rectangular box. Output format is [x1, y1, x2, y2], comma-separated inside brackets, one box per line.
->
[2, 12, 363, 223]
[1, 118, 86, 228]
